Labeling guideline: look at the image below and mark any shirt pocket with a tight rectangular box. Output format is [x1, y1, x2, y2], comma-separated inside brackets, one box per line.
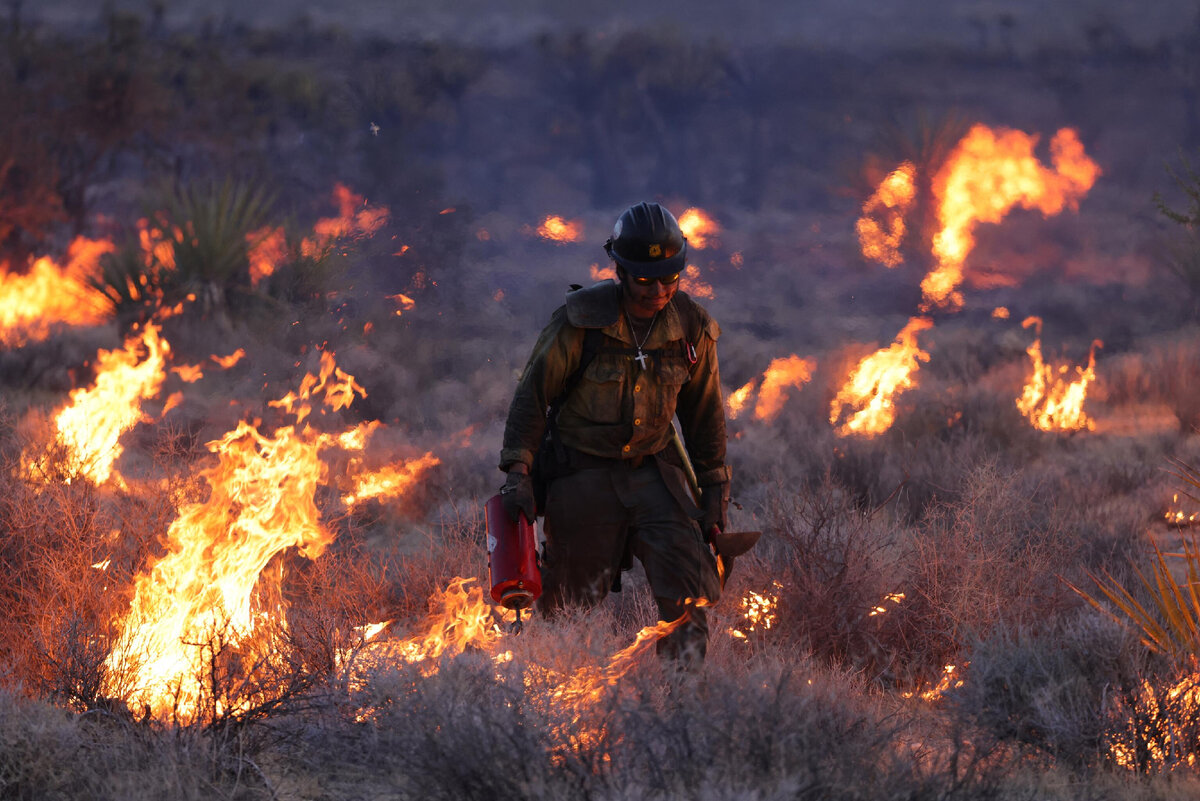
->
[650, 357, 691, 429]
[574, 358, 626, 424]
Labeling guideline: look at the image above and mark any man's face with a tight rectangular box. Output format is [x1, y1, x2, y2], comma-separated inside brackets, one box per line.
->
[618, 267, 679, 319]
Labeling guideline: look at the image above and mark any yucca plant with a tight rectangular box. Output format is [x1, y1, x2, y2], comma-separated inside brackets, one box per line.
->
[89, 178, 276, 318]
[1068, 457, 1200, 659]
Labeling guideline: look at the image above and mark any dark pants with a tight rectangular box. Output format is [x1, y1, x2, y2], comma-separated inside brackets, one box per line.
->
[539, 461, 721, 663]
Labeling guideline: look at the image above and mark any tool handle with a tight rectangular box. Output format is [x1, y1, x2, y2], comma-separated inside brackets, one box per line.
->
[668, 420, 702, 504]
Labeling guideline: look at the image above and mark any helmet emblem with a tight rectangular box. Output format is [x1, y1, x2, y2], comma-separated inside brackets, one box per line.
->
[648, 244, 662, 257]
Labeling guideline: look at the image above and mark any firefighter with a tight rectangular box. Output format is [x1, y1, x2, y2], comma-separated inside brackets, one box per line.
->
[498, 201, 729, 664]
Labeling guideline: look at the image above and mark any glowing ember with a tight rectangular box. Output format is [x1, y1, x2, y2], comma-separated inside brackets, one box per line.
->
[729, 583, 780, 641]
[992, 306, 1010, 319]
[869, 592, 906, 617]
[1109, 674, 1200, 770]
[0, 237, 114, 344]
[902, 664, 965, 702]
[857, 162, 916, 268]
[1016, 316, 1101, 432]
[679, 264, 714, 299]
[922, 125, 1099, 310]
[388, 293, 416, 316]
[102, 352, 372, 722]
[678, 207, 720, 249]
[830, 316, 932, 437]
[1166, 494, 1200, 527]
[343, 452, 441, 507]
[536, 215, 584, 243]
[25, 323, 169, 486]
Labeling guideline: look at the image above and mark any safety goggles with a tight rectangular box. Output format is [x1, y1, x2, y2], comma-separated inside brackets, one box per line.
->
[629, 272, 680, 286]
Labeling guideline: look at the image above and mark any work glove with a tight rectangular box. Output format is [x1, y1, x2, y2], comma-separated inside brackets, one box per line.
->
[500, 470, 536, 523]
[700, 481, 730, 543]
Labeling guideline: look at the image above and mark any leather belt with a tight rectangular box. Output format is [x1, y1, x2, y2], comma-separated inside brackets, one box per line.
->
[570, 446, 669, 471]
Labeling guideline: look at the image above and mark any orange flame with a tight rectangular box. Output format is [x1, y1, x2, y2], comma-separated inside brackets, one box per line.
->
[755, 355, 816, 421]
[302, 185, 390, 259]
[388, 293, 416, 316]
[923, 126, 1099, 310]
[171, 364, 204, 383]
[679, 264, 714, 299]
[102, 352, 375, 722]
[590, 263, 616, 282]
[902, 664, 965, 702]
[536, 215, 584, 243]
[343, 452, 441, 506]
[0, 237, 114, 344]
[247, 226, 287, 287]
[1016, 316, 1101, 432]
[726, 380, 755, 420]
[25, 323, 169, 486]
[830, 316, 932, 437]
[678, 207, 720, 249]
[726, 356, 815, 422]
[857, 162, 916, 267]
[211, 349, 246, 369]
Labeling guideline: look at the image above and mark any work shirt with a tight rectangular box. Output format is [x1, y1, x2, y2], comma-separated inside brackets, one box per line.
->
[500, 281, 729, 488]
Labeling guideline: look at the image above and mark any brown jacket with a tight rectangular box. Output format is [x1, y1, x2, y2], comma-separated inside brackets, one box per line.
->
[500, 281, 729, 488]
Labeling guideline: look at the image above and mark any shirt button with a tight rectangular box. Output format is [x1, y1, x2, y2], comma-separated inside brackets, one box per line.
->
[623, 444, 631, 452]
[634, 418, 641, 425]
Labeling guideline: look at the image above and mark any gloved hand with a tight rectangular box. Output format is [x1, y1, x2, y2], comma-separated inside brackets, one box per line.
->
[500, 470, 536, 523]
[700, 481, 730, 543]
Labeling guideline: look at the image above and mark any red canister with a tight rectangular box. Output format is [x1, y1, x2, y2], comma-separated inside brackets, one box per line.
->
[485, 493, 542, 609]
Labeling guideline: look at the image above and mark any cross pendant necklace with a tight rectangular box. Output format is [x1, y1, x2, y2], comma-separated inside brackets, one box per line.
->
[626, 309, 658, 371]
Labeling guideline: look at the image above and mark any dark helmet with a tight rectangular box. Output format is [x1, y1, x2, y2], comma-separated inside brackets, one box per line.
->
[603, 202, 688, 278]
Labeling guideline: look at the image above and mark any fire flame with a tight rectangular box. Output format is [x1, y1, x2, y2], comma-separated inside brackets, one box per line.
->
[857, 161, 916, 268]
[922, 126, 1099, 310]
[102, 351, 390, 722]
[679, 264, 714, 299]
[726, 356, 815, 422]
[536, 215, 584, 243]
[902, 664, 965, 702]
[0, 237, 114, 344]
[590, 263, 616, 282]
[678, 207, 721, 249]
[1016, 316, 1101, 432]
[25, 323, 169, 486]
[830, 316, 932, 437]
[343, 452, 441, 507]
[1109, 674, 1200, 770]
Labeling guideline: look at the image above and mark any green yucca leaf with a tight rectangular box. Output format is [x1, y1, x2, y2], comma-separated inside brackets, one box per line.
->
[1068, 529, 1200, 661]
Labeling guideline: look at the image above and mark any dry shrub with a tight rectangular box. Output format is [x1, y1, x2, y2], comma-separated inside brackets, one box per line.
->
[951, 611, 1146, 769]
[0, 688, 271, 801]
[754, 475, 909, 682]
[309, 648, 996, 801]
[897, 460, 1086, 680]
[1103, 332, 1200, 432]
